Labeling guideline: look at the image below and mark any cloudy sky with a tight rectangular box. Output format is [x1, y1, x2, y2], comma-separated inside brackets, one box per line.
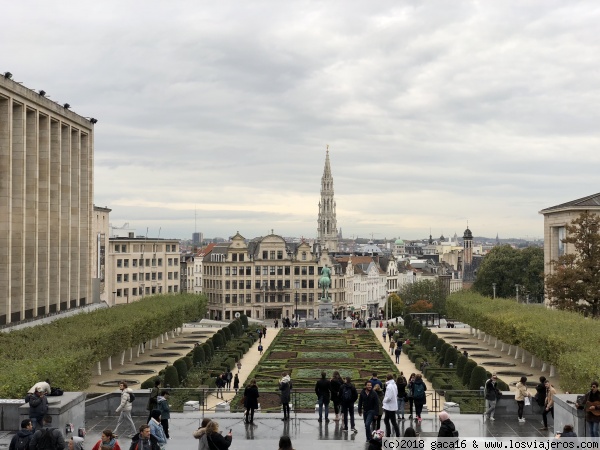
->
[3, 1, 599, 241]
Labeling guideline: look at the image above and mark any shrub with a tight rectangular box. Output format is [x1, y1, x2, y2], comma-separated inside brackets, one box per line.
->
[456, 355, 468, 377]
[443, 347, 459, 368]
[421, 329, 431, 345]
[469, 366, 488, 390]
[404, 314, 413, 328]
[173, 358, 188, 383]
[239, 314, 249, 330]
[141, 376, 160, 389]
[213, 333, 225, 349]
[438, 343, 451, 364]
[427, 333, 438, 351]
[164, 365, 180, 388]
[184, 356, 193, 370]
[193, 345, 205, 366]
[222, 327, 232, 341]
[436, 338, 445, 352]
[462, 359, 477, 387]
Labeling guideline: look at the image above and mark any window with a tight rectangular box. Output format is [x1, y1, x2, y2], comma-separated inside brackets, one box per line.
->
[145, 273, 150, 281]
[255, 281, 261, 289]
[139, 259, 144, 267]
[302, 252, 307, 261]
[255, 266, 261, 275]
[117, 274, 122, 282]
[277, 266, 283, 275]
[117, 289, 122, 296]
[285, 266, 290, 275]
[232, 294, 237, 303]
[168, 258, 172, 266]
[121, 245, 127, 252]
[285, 294, 290, 302]
[168, 286, 173, 293]
[133, 274, 138, 282]
[124, 288, 129, 297]
[158, 258, 163, 266]
[270, 251, 275, 260]
[557, 226, 566, 256]
[246, 294, 251, 303]
[246, 266, 252, 275]
[302, 293, 308, 302]
[168, 272, 173, 280]
[262, 266, 268, 275]
[174, 272, 178, 278]
[302, 280, 307, 288]
[124, 274, 129, 282]
[309, 293, 314, 302]
[285, 280, 290, 288]
[232, 267, 237, 275]
[151, 258, 156, 266]
[309, 266, 314, 275]
[146, 287, 150, 295]
[145, 259, 150, 267]
[225, 267, 230, 275]
[294, 267, 300, 275]
[232, 281, 237, 289]
[270, 295, 276, 303]
[133, 288, 138, 296]
[124, 259, 129, 268]
[277, 294, 283, 302]
[309, 280, 314, 288]
[246, 280, 251, 289]
[255, 294, 261, 303]
[301, 266, 307, 275]
[239, 254, 245, 262]
[262, 251, 268, 259]
[270, 266, 275, 275]
[133, 259, 138, 267]
[117, 259, 122, 268]
[115, 244, 120, 253]
[151, 273, 156, 281]
[277, 250, 283, 259]
[158, 273, 162, 280]
[225, 294, 230, 303]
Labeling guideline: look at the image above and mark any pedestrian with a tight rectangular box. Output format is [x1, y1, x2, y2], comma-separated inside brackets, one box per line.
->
[8, 419, 33, 450]
[237, 361, 242, 373]
[330, 371, 343, 422]
[406, 373, 415, 419]
[274, 319, 278, 328]
[149, 409, 167, 449]
[383, 374, 400, 437]
[582, 381, 600, 438]
[515, 376, 532, 423]
[279, 372, 293, 421]
[394, 346, 402, 364]
[243, 379, 259, 424]
[340, 376, 358, 433]
[358, 381, 379, 443]
[315, 371, 331, 423]
[225, 369, 233, 391]
[372, 384, 384, 431]
[278, 436, 294, 450]
[215, 374, 225, 399]
[396, 372, 407, 421]
[540, 380, 556, 431]
[484, 374, 499, 422]
[29, 415, 65, 450]
[263, 326, 267, 338]
[535, 376, 547, 413]
[146, 379, 161, 423]
[68, 436, 85, 450]
[382, 329, 387, 342]
[437, 411, 457, 437]
[258, 344, 263, 355]
[114, 381, 137, 438]
[24, 387, 48, 431]
[412, 374, 427, 423]
[369, 373, 383, 390]
[157, 390, 171, 439]
[257, 328, 262, 343]
[389, 339, 396, 355]
[233, 374, 240, 394]
[129, 424, 160, 450]
[91, 429, 122, 450]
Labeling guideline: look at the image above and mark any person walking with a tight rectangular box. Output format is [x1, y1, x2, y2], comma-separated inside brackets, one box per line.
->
[157, 391, 171, 439]
[114, 381, 137, 438]
[389, 340, 395, 356]
[541, 380, 556, 431]
[330, 371, 343, 422]
[382, 330, 387, 343]
[412, 374, 427, 423]
[146, 379, 161, 423]
[383, 374, 400, 437]
[437, 411, 457, 438]
[233, 374, 240, 394]
[407, 373, 416, 419]
[340, 376, 358, 433]
[315, 371, 331, 423]
[8, 419, 33, 450]
[394, 346, 402, 364]
[148, 410, 167, 449]
[358, 381, 379, 443]
[243, 379, 259, 424]
[535, 376, 547, 414]
[91, 429, 122, 450]
[515, 376, 532, 423]
[225, 370, 233, 391]
[484, 374, 499, 422]
[396, 372, 407, 421]
[29, 415, 65, 450]
[372, 384, 384, 431]
[279, 373, 293, 421]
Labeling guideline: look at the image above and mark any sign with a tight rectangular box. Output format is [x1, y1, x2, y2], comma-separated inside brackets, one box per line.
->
[360, 305, 367, 311]
[234, 312, 240, 318]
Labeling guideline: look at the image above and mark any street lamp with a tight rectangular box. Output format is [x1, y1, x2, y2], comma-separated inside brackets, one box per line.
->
[294, 280, 300, 324]
[492, 283, 496, 299]
[515, 284, 520, 303]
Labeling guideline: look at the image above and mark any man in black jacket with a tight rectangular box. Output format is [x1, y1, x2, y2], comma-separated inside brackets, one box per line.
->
[340, 377, 358, 433]
[129, 424, 160, 450]
[315, 371, 331, 423]
[25, 389, 48, 431]
[9, 419, 33, 450]
[358, 381, 380, 443]
[28, 415, 65, 450]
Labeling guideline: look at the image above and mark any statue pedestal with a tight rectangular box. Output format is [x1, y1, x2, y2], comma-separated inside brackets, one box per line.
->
[318, 300, 333, 324]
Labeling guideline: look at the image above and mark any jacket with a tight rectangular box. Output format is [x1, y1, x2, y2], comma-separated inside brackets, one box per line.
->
[339, 382, 358, 406]
[206, 432, 232, 450]
[92, 438, 122, 450]
[330, 377, 342, 401]
[535, 383, 547, 407]
[485, 379, 498, 401]
[244, 385, 259, 409]
[438, 419, 456, 438]
[358, 388, 379, 414]
[315, 379, 331, 401]
[116, 388, 134, 413]
[8, 429, 33, 450]
[29, 426, 65, 450]
[383, 380, 398, 411]
[411, 379, 427, 403]
[25, 393, 48, 420]
[149, 418, 167, 445]
[129, 433, 160, 450]
[147, 387, 159, 411]
[515, 382, 530, 401]
[70, 437, 85, 450]
[397, 377, 407, 398]
[584, 389, 600, 423]
[157, 396, 170, 419]
[193, 427, 209, 450]
[279, 376, 292, 404]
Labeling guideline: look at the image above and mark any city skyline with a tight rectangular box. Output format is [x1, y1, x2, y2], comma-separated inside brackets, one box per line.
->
[3, 1, 600, 240]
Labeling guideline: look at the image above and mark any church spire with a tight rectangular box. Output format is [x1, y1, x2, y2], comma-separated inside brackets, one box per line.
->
[317, 145, 339, 252]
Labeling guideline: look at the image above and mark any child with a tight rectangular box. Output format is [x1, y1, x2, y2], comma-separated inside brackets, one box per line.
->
[258, 344, 263, 355]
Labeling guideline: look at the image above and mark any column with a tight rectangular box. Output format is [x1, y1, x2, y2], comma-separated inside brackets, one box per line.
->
[37, 113, 50, 316]
[59, 124, 70, 311]
[10, 101, 25, 322]
[48, 119, 61, 313]
[69, 128, 80, 307]
[0, 96, 10, 324]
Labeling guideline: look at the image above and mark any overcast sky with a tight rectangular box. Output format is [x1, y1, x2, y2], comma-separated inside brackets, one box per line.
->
[3, 1, 599, 241]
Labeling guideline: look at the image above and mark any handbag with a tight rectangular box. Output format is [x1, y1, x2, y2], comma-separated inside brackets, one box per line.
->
[524, 397, 531, 406]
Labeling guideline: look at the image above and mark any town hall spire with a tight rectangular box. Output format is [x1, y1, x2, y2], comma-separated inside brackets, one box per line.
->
[317, 146, 339, 252]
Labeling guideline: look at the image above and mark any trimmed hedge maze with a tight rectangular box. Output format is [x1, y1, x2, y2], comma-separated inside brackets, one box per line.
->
[232, 328, 399, 412]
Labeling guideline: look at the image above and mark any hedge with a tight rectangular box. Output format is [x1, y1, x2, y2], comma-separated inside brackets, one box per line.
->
[447, 291, 600, 392]
[462, 359, 477, 386]
[164, 365, 180, 388]
[0, 293, 206, 398]
[469, 366, 488, 390]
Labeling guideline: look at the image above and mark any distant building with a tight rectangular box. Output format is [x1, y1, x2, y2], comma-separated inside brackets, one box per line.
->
[317, 148, 339, 253]
[192, 232, 202, 247]
[0, 75, 95, 325]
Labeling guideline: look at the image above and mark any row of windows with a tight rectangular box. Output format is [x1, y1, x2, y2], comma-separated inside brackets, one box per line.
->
[222, 280, 316, 289]
[228, 251, 310, 261]
[206, 265, 317, 276]
[114, 285, 179, 297]
[116, 258, 180, 268]
[114, 244, 178, 253]
[222, 293, 315, 303]
[116, 272, 179, 282]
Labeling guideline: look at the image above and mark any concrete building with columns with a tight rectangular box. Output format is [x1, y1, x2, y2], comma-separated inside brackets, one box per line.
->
[0, 74, 96, 325]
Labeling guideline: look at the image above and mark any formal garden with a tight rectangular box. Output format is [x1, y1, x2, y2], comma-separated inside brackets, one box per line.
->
[230, 328, 400, 412]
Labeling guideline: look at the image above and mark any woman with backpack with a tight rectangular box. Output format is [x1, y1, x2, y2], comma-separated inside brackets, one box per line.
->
[406, 373, 416, 419]
[411, 374, 427, 423]
[396, 372, 407, 421]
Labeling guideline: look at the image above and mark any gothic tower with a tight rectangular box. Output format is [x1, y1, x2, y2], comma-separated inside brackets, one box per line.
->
[317, 147, 339, 252]
[463, 226, 474, 281]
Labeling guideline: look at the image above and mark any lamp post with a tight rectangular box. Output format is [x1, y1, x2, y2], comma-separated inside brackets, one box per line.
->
[294, 280, 300, 324]
[515, 284, 520, 303]
[492, 283, 496, 299]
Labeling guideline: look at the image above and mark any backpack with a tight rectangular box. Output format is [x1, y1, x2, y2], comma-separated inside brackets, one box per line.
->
[413, 382, 425, 400]
[16, 435, 31, 450]
[35, 428, 60, 450]
[452, 430, 459, 438]
[128, 392, 136, 402]
[341, 385, 353, 402]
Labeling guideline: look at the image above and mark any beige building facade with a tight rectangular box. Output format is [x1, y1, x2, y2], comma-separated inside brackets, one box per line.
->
[0, 75, 95, 325]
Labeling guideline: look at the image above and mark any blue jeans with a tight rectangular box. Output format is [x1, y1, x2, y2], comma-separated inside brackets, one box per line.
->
[318, 396, 330, 420]
[397, 397, 405, 418]
[363, 410, 376, 441]
[589, 421, 599, 438]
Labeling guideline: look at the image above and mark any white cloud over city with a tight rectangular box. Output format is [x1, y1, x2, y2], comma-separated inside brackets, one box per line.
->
[2, 1, 599, 241]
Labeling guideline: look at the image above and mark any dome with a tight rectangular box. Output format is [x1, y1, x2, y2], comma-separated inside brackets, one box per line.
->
[463, 227, 473, 239]
[395, 238, 404, 245]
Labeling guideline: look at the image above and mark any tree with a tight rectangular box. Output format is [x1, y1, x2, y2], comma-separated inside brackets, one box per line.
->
[473, 245, 544, 301]
[398, 279, 447, 314]
[408, 299, 433, 313]
[546, 211, 600, 318]
[384, 293, 405, 317]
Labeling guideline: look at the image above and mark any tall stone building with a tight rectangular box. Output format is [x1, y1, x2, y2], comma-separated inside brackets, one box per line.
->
[0, 74, 95, 325]
[317, 147, 339, 252]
